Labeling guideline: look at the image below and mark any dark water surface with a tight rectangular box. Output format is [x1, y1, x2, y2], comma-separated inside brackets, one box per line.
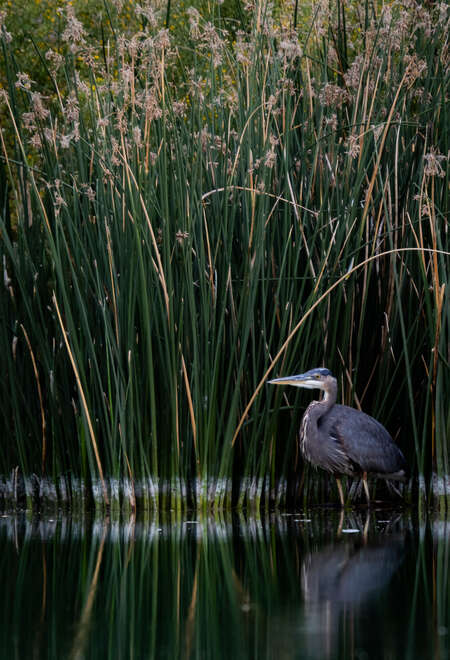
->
[0, 509, 448, 659]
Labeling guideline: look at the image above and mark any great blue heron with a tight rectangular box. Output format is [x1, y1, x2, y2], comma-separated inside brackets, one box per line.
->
[268, 368, 408, 506]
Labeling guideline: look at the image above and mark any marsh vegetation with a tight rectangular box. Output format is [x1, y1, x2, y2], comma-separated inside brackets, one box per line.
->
[0, 0, 448, 511]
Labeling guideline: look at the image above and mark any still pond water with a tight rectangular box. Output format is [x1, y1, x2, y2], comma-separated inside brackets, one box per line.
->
[1, 508, 448, 659]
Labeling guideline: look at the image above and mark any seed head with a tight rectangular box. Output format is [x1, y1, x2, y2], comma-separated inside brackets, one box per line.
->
[423, 148, 447, 178]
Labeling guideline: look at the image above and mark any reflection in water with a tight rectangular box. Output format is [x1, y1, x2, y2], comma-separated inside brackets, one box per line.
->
[69, 519, 108, 660]
[300, 519, 405, 659]
[0, 511, 448, 659]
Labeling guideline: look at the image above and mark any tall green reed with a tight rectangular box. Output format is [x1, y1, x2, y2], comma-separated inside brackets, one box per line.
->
[0, 0, 448, 510]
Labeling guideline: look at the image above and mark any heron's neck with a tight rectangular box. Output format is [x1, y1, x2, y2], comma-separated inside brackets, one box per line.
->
[319, 380, 337, 411]
[303, 388, 336, 429]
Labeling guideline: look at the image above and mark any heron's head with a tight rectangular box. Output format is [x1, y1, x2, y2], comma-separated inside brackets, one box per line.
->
[268, 367, 336, 393]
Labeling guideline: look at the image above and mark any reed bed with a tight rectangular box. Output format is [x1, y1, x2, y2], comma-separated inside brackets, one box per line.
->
[0, 1, 448, 511]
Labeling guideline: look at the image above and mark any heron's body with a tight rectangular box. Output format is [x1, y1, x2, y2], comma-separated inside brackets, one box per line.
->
[268, 367, 408, 506]
[301, 401, 407, 480]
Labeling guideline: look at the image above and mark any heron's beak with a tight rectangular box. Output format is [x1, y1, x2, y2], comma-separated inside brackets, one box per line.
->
[268, 374, 307, 387]
[268, 373, 324, 390]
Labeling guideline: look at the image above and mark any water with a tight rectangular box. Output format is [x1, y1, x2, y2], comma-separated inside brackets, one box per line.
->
[0, 509, 448, 659]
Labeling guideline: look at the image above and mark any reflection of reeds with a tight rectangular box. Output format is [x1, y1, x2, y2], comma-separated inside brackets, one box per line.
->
[0, 1, 448, 509]
[69, 520, 108, 660]
[1, 510, 448, 659]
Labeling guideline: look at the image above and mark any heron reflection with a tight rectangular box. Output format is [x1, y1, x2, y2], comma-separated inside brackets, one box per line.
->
[300, 519, 406, 659]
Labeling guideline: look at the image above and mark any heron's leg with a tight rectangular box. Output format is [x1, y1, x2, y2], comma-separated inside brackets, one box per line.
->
[335, 477, 345, 507]
[362, 511, 370, 542]
[362, 472, 371, 506]
[337, 509, 344, 536]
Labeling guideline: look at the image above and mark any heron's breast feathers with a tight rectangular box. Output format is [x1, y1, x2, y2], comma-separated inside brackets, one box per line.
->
[300, 406, 353, 475]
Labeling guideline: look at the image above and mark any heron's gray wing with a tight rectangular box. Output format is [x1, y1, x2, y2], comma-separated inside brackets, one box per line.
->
[320, 405, 407, 477]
